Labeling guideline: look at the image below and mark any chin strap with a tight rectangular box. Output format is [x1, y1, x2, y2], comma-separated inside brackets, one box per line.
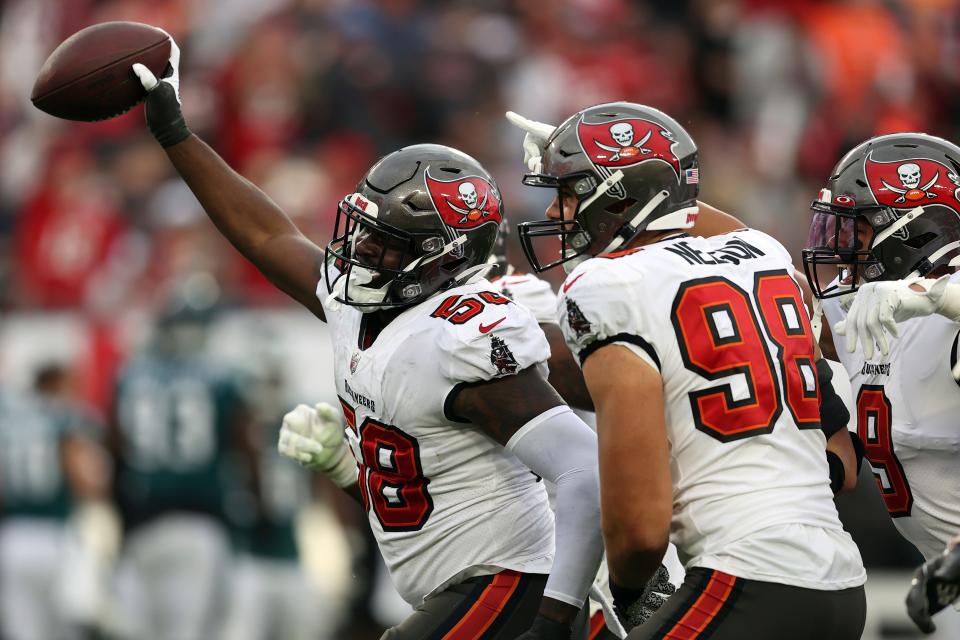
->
[403, 235, 467, 274]
[601, 189, 671, 255]
[872, 206, 925, 248]
[453, 263, 496, 286]
[810, 296, 824, 346]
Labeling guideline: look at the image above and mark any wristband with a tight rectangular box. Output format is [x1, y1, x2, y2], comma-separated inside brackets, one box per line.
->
[144, 81, 191, 147]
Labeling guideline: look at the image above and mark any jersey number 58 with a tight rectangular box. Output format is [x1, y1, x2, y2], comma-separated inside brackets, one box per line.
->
[338, 399, 434, 531]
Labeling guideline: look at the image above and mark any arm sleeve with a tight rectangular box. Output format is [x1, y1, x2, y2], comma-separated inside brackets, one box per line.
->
[817, 359, 850, 439]
[506, 406, 603, 608]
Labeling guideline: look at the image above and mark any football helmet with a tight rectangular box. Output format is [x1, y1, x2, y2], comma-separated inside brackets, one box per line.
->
[803, 133, 960, 299]
[488, 217, 513, 277]
[517, 102, 700, 272]
[325, 144, 503, 310]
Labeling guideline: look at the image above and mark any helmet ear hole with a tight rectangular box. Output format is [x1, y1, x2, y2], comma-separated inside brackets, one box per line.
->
[904, 232, 937, 249]
[604, 198, 637, 215]
[440, 256, 467, 274]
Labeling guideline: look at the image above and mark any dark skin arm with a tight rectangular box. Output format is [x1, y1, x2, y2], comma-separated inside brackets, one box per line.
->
[542, 323, 594, 411]
[164, 136, 327, 320]
[451, 366, 581, 625]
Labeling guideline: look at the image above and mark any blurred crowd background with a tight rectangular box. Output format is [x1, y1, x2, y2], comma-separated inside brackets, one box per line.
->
[1, 0, 959, 638]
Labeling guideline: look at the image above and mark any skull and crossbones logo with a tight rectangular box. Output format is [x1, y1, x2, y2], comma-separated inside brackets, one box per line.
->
[593, 122, 653, 162]
[882, 163, 940, 203]
[446, 181, 490, 224]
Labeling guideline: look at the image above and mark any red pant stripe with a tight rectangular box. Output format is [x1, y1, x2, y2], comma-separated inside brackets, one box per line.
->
[442, 570, 523, 640]
[589, 609, 607, 639]
[664, 570, 738, 639]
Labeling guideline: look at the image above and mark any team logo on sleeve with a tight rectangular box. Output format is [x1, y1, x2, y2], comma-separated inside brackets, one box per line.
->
[425, 170, 503, 229]
[490, 336, 519, 376]
[565, 298, 592, 339]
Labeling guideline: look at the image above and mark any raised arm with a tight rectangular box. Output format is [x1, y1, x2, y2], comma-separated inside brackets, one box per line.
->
[133, 40, 326, 320]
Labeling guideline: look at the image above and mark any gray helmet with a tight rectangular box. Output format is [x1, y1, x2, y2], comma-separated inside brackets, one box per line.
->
[803, 132, 960, 299]
[325, 144, 503, 310]
[518, 102, 700, 272]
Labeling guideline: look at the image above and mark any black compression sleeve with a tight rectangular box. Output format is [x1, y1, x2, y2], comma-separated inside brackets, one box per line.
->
[826, 450, 845, 495]
[817, 359, 849, 439]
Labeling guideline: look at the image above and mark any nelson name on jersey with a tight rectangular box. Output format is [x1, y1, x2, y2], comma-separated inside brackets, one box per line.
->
[664, 236, 766, 266]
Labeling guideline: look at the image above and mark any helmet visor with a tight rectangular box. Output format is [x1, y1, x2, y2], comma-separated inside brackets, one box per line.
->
[807, 209, 859, 254]
[802, 201, 882, 299]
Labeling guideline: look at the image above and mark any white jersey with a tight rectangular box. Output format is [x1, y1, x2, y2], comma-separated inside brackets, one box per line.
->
[490, 272, 559, 324]
[823, 273, 960, 560]
[317, 275, 555, 605]
[557, 229, 865, 591]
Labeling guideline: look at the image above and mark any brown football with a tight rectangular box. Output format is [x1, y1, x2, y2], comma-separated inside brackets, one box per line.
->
[31, 22, 171, 122]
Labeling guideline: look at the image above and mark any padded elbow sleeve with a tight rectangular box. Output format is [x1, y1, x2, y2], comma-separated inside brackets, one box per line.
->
[849, 431, 865, 475]
[817, 359, 849, 439]
[826, 449, 845, 495]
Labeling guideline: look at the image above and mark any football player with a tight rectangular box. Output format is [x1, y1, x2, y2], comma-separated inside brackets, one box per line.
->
[130, 40, 604, 639]
[485, 224, 665, 639]
[803, 132, 960, 633]
[109, 297, 254, 640]
[220, 365, 325, 640]
[517, 102, 867, 639]
[0, 367, 111, 640]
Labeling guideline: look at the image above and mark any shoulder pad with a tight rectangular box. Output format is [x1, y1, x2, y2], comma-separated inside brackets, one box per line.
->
[428, 290, 550, 383]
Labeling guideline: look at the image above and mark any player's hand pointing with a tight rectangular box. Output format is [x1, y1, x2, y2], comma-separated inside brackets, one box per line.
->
[506, 111, 555, 173]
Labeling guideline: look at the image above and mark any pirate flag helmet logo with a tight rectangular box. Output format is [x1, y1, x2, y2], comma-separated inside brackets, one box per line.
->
[576, 117, 682, 183]
[864, 152, 960, 212]
[425, 170, 503, 230]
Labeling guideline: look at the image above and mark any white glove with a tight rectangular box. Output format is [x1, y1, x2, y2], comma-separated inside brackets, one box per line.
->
[131, 28, 181, 104]
[506, 111, 555, 173]
[278, 403, 357, 487]
[833, 276, 955, 359]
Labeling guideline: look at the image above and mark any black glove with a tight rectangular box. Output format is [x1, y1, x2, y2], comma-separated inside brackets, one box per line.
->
[513, 614, 571, 640]
[131, 37, 191, 148]
[611, 564, 676, 629]
[906, 543, 960, 634]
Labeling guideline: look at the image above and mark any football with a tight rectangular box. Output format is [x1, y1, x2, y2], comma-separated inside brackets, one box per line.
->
[31, 22, 171, 122]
